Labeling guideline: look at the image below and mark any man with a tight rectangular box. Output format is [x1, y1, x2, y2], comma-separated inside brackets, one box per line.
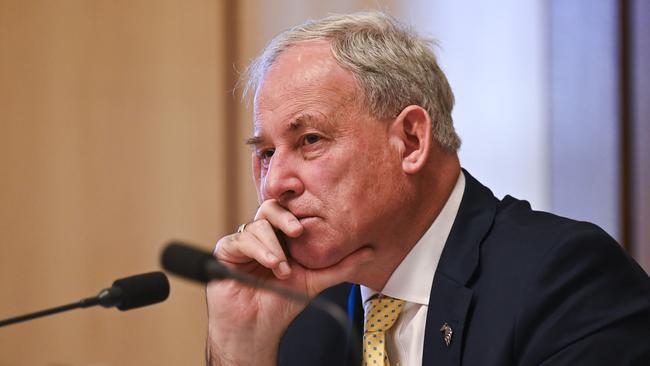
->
[206, 12, 650, 366]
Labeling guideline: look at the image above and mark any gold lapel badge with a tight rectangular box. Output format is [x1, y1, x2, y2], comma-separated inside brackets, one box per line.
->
[440, 322, 453, 347]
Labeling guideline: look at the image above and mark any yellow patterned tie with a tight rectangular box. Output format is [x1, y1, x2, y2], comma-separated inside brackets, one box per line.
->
[362, 296, 405, 366]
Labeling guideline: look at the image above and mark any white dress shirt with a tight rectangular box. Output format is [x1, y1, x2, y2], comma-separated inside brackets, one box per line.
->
[360, 172, 465, 366]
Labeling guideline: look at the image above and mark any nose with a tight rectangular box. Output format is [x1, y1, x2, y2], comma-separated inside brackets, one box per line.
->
[261, 150, 304, 201]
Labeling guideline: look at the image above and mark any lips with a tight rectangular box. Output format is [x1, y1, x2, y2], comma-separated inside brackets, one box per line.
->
[286, 204, 320, 223]
[295, 214, 316, 220]
[298, 216, 318, 224]
[289, 209, 314, 219]
[291, 212, 319, 224]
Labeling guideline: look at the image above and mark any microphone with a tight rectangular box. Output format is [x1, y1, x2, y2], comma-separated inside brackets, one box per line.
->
[162, 242, 309, 302]
[161, 241, 361, 365]
[103, 271, 170, 311]
[161, 242, 231, 283]
[0, 271, 170, 328]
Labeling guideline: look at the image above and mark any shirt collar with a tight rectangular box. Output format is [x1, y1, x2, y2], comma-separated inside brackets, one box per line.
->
[361, 171, 465, 305]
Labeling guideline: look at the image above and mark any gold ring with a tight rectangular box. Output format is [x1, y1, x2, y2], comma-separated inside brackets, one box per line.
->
[236, 223, 248, 233]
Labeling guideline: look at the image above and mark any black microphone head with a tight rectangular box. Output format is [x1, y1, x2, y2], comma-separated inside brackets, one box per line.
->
[162, 242, 229, 283]
[112, 271, 170, 311]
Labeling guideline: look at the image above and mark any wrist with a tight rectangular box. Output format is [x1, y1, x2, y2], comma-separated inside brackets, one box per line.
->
[206, 324, 280, 366]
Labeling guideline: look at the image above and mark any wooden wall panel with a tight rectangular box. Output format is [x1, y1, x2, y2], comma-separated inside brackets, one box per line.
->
[0, 1, 228, 364]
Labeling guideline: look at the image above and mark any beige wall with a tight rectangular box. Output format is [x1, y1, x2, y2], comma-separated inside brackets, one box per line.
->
[0, 1, 228, 364]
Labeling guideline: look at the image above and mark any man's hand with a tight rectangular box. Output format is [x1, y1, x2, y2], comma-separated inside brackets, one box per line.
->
[206, 199, 373, 366]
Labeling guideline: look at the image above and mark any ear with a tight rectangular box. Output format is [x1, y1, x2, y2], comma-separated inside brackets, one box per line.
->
[388, 105, 432, 174]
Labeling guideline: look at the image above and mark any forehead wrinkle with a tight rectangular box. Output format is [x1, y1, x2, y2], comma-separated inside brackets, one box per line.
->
[279, 111, 330, 137]
[254, 90, 341, 129]
[255, 64, 360, 110]
[289, 111, 336, 132]
[252, 51, 365, 144]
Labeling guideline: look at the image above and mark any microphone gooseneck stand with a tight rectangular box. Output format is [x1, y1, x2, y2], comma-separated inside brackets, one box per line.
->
[162, 242, 361, 366]
[0, 271, 169, 328]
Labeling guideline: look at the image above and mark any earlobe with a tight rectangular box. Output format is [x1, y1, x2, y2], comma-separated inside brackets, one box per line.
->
[392, 105, 432, 174]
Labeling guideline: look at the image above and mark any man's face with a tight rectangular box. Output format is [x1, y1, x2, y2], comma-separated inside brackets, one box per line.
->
[249, 40, 405, 270]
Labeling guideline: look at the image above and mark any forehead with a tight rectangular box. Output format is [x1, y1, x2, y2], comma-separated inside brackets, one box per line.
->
[253, 40, 360, 133]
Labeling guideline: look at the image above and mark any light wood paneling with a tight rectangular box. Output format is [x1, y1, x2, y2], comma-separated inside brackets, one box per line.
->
[0, 1, 228, 364]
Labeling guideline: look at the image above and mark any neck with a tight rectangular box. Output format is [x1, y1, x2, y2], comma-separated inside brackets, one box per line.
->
[354, 153, 461, 290]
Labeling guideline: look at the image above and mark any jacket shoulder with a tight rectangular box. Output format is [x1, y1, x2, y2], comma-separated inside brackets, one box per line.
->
[474, 195, 650, 365]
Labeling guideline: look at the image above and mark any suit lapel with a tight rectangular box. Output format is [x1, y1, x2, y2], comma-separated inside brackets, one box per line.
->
[422, 169, 497, 366]
[346, 170, 497, 366]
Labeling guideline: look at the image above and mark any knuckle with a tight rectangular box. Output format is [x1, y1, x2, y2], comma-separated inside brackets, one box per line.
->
[213, 235, 235, 258]
[259, 219, 273, 231]
[249, 218, 272, 231]
[213, 236, 229, 254]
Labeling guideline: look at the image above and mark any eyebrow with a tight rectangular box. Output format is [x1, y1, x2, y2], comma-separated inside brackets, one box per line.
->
[245, 113, 322, 147]
[245, 135, 264, 146]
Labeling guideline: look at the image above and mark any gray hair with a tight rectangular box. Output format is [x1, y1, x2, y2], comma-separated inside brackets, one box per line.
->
[243, 11, 461, 152]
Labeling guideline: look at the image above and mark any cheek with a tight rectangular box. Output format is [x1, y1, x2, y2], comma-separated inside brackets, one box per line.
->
[305, 136, 399, 213]
[326, 153, 394, 214]
[348, 148, 402, 212]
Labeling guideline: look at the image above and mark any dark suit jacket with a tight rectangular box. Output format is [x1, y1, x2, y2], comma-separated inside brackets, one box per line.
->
[279, 170, 650, 365]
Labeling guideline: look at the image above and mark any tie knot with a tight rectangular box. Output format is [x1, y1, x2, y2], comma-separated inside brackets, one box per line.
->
[363, 296, 405, 333]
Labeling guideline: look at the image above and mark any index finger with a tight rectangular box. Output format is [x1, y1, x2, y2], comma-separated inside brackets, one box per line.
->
[254, 199, 304, 238]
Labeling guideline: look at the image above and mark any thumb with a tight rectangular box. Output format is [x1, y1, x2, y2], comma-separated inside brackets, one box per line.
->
[306, 247, 374, 295]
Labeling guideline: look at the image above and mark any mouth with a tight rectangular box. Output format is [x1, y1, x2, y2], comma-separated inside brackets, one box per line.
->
[296, 216, 318, 224]
[291, 210, 317, 221]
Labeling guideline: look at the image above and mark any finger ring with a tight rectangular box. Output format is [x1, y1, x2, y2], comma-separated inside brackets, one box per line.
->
[236, 223, 248, 233]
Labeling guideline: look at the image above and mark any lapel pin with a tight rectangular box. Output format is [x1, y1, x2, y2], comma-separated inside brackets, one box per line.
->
[440, 322, 453, 347]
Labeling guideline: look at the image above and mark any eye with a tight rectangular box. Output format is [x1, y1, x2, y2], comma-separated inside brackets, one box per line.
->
[258, 148, 275, 165]
[303, 134, 321, 145]
[261, 149, 275, 158]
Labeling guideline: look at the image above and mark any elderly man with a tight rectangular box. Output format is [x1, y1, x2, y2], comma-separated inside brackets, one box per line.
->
[206, 12, 650, 366]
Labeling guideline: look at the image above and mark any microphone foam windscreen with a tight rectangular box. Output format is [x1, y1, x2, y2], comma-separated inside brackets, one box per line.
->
[112, 271, 170, 311]
[161, 242, 214, 283]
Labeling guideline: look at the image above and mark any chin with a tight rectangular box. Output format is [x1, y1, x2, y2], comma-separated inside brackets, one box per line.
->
[285, 237, 344, 269]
